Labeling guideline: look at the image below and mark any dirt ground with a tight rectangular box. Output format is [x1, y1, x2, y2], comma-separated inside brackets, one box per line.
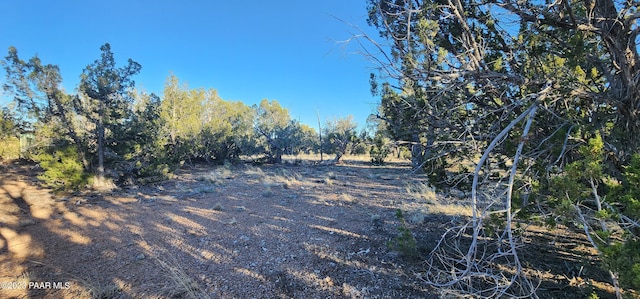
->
[0, 158, 625, 298]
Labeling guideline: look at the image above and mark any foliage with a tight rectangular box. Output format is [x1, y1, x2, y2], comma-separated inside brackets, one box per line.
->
[545, 136, 640, 290]
[296, 123, 319, 155]
[602, 239, 640, 290]
[0, 136, 20, 160]
[0, 107, 19, 137]
[201, 96, 255, 162]
[78, 43, 142, 179]
[36, 145, 92, 191]
[363, 0, 640, 295]
[387, 209, 418, 258]
[114, 90, 174, 181]
[3, 46, 89, 169]
[369, 131, 391, 165]
[323, 115, 357, 162]
[253, 99, 296, 163]
[159, 74, 205, 162]
[0, 108, 20, 160]
[158, 74, 258, 165]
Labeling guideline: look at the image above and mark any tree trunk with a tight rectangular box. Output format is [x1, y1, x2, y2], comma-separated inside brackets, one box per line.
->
[97, 104, 105, 180]
[317, 112, 323, 162]
[411, 133, 424, 170]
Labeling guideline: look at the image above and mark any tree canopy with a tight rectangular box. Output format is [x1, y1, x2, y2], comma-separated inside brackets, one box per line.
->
[364, 0, 640, 296]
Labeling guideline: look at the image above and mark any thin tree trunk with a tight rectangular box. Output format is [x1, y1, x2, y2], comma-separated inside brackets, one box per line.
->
[411, 133, 423, 170]
[316, 111, 323, 162]
[97, 103, 105, 180]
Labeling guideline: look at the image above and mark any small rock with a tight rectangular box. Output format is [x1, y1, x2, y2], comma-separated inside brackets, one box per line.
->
[136, 254, 145, 260]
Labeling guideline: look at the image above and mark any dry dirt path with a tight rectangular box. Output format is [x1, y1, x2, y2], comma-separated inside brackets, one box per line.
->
[1, 160, 443, 298]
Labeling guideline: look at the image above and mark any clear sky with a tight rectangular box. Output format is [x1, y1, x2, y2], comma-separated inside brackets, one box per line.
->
[0, 0, 382, 129]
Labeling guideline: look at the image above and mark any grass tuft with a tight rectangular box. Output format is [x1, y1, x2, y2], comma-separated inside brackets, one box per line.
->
[341, 193, 356, 203]
[91, 176, 117, 193]
[198, 166, 234, 185]
[154, 251, 211, 299]
[406, 182, 438, 202]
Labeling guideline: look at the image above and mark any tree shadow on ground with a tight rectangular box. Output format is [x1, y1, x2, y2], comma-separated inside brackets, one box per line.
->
[0, 159, 627, 298]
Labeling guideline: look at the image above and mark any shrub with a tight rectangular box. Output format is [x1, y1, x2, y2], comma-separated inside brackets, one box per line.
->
[370, 134, 391, 165]
[36, 145, 92, 191]
[602, 238, 640, 290]
[351, 142, 368, 155]
[399, 146, 412, 160]
[387, 209, 418, 258]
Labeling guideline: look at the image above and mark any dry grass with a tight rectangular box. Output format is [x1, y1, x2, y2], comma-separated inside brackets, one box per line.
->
[406, 182, 438, 203]
[406, 182, 473, 217]
[426, 201, 473, 217]
[243, 165, 264, 176]
[197, 166, 234, 185]
[341, 193, 356, 203]
[153, 252, 211, 299]
[282, 153, 410, 164]
[90, 176, 117, 192]
[72, 274, 122, 299]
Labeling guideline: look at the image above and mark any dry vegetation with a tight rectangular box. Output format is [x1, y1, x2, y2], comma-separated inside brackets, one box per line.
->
[0, 156, 625, 298]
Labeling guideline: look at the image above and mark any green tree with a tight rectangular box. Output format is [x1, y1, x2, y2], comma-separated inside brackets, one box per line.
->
[253, 99, 292, 163]
[114, 89, 168, 179]
[158, 74, 204, 162]
[3, 46, 88, 167]
[298, 123, 318, 155]
[363, 0, 640, 296]
[323, 115, 357, 162]
[200, 91, 254, 162]
[78, 43, 141, 180]
[0, 107, 19, 138]
[369, 130, 392, 165]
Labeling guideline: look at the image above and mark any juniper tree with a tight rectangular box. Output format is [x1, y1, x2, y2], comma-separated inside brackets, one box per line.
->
[361, 0, 640, 296]
[78, 43, 141, 181]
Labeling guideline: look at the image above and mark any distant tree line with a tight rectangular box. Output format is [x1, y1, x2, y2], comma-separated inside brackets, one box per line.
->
[0, 43, 389, 190]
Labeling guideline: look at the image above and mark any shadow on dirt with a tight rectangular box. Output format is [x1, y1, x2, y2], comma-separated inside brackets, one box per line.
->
[0, 158, 625, 298]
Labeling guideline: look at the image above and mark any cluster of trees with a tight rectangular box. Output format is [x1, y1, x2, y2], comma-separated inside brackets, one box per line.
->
[0, 43, 386, 190]
[362, 0, 640, 297]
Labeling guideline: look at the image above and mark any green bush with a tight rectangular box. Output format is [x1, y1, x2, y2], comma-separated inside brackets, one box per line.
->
[399, 146, 412, 160]
[36, 145, 91, 191]
[547, 136, 640, 292]
[602, 239, 640, 290]
[351, 142, 368, 155]
[387, 209, 418, 258]
[370, 134, 392, 165]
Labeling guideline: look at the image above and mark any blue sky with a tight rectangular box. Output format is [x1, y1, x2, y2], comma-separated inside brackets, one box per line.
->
[0, 0, 382, 129]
